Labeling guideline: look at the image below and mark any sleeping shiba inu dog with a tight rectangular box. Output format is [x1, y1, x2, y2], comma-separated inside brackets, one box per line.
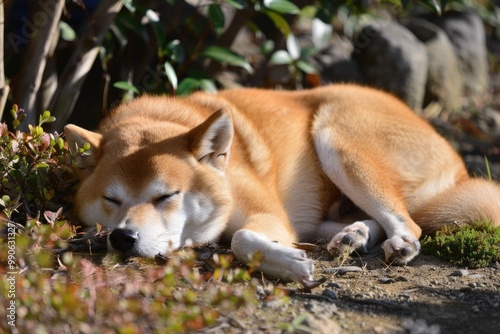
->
[65, 84, 500, 287]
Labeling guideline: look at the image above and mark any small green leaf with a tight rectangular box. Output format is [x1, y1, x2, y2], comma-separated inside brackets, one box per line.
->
[121, 0, 136, 12]
[201, 46, 253, 74]
[224, 0, 247, 10]
[113, 81, 140, 94]
[296, 60, 317, 74]
[34, 126, 44, 137]
[42, 188, 55, 201]
[1, 195, 10, 205]
[264, 0, 300, 15]
[162, 40, 185, 63]
[208, 4, 225, 35]
[260, 40, 275, 55]
[200, 79, 217, 93]
[421, 0, 442, 15]
[299, 5, 317, 19]
[265, 10, 291, 36]
[177, 78, 201, 96]
[57, 138, 64, 150]
[270, 50, 292, 65]
[36, 162, 50, 169]
[59, 21, 76, 41]
[164, 62, 178, 90]
[300, 46, 316, 58]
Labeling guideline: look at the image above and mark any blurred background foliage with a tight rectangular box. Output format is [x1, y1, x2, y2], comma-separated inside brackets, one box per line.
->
[1, 0, 498, 132]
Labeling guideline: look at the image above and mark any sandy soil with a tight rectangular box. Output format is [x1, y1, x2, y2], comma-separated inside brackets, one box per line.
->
[208, 249, 500, 334]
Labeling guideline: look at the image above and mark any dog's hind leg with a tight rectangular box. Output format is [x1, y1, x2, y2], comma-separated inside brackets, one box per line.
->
[312, 120, 422, 264]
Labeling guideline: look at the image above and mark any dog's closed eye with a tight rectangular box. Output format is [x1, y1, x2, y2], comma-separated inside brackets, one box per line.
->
[153, 191, 180, 205]
[103, 196, 122, 206]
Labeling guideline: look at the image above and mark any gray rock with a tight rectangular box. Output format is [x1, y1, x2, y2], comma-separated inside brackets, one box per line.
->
[449, 269, 469, 277]
[324, 266, 362, 275]
[316, 34, 366, 84]
[404, 18, 463, 112]
[428, 10, 489, 101]
[379, 277, 396, 284]
[353, 20, 428, 111]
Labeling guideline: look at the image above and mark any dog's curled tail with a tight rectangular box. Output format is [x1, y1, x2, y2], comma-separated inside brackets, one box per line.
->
[413, 178, 500, 235]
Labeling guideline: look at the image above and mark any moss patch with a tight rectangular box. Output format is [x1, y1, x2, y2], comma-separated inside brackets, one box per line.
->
[422, 222, 500, 269]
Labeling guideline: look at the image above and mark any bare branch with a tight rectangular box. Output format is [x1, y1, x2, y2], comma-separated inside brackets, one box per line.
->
[0, 1, 11, 119]
[48, 0, 123, 132]
[12, 0, 65, 128]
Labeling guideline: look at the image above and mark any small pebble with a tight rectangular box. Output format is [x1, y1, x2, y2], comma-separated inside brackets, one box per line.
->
[379, 277, 395, 284]
[326, 282, 342, 289]
[398, 293, 411, 300]
[430, 279, 439, 285]
[449, 269, 469, 277]
[324, 266, 362, 275]
[322, 289, 338, 300]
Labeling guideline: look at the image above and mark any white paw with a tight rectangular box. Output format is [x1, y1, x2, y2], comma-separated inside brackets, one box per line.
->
[231, 229, 321, 288]
[264, 244, 315, 283]
[382, 235, 421, 265]
[327, 221, 370, 255]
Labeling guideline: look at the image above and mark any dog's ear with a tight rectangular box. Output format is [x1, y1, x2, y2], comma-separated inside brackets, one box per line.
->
[189, 108, 233, 171]
[64, 124, 102, 178]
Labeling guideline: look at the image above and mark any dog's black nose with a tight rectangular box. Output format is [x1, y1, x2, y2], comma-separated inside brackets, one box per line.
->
[109, 228, 138, 252]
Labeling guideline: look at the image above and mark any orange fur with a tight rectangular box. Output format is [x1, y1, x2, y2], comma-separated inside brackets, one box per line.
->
[65, 84, 500, 284]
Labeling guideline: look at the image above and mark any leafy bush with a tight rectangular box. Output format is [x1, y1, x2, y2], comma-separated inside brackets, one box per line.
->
[422, 222, 500, 268]
[4, 0, 495, 130]
[0, 105, 84, 224]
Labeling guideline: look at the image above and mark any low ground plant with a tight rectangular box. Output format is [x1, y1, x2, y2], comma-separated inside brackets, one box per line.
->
[422, 221, 500, 269]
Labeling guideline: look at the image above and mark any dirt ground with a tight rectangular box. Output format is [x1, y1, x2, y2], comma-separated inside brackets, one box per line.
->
[206, 249, 500, 334]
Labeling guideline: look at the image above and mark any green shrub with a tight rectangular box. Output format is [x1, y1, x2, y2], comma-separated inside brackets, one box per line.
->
[422, 222, 500, 269]
[0, 105, 85, 224]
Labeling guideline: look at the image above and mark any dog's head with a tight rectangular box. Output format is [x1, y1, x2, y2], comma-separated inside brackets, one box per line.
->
[65, 98, 234, 257]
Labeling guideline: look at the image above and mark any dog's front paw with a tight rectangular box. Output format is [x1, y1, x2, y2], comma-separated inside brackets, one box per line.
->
[382, 235, 421, 265]
[231, 229, 321, 288]
[277, 246, 318, 287]
[327, 221, 370, 255]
